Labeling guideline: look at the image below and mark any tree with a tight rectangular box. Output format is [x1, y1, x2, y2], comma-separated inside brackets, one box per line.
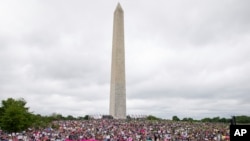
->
[201, 117, 212, 122]
[50, 113, 65, 120]
[236, 115, 250, 123]
[147, 115, 160, 120]
[212, 116, 220, 122]
[219, 117, 228, 123]
[172, 115, 180, 121]
[83, 115, 89, 120]
[77, 116, 86, 120]
[66, 115, 75, 120]
[0, 98, 33, 132]
[182, 117, 194, 122]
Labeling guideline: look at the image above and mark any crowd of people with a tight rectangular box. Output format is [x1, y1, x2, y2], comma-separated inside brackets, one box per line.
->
[0, 119, 230, 141]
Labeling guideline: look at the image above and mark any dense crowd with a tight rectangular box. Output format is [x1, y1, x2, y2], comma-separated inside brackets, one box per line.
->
[0, 119, 230, 141]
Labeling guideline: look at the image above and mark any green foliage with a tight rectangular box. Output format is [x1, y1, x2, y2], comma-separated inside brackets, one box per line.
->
[147, 115, 161, 120]
[219, 117, 230, 123]
[0, 98, 32, 132]
[30, 114, 52, 129]
[76, 115, 89, 120]
[201, 116, 233, 123]
[203, 117, 211, 122]
[83, 115, 89, 120]
[182, 117, 194, 122]
[235, 115, 250, 123]
[172, 115, 180, 121]
[212, 116, 220, 122]
[66, 115, 75, 120]
[49, 113, 66, 120]
[201, 117, 212, 122]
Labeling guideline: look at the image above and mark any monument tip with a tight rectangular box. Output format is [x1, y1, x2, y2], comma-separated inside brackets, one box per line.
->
[116, 2, 123, 11]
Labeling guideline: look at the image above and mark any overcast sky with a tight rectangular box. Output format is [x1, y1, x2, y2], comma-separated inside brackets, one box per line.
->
[0, 0, 250, 119]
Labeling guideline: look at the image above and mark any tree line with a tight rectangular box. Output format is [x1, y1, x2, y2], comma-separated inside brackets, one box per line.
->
[171, 115, 250, 123]
[0, 98, 250, 133]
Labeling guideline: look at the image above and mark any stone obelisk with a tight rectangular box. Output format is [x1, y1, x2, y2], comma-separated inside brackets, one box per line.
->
[109, 3, 126, 119]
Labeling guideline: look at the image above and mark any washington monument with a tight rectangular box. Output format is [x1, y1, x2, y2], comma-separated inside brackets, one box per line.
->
[109, 3, 126, 119]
